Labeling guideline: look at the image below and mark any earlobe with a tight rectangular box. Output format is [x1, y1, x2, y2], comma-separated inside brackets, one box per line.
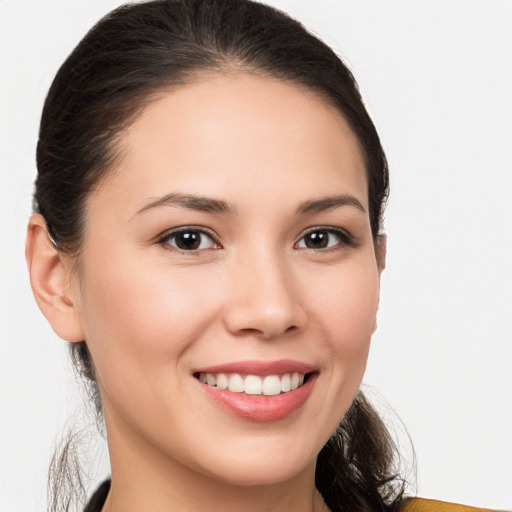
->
[25, 214, 85, 343]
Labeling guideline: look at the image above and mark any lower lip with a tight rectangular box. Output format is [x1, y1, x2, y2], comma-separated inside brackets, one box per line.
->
[197, 374, 318, 422]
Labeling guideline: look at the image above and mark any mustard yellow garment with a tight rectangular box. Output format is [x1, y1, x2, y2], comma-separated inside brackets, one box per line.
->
[401, 497, 505, 512]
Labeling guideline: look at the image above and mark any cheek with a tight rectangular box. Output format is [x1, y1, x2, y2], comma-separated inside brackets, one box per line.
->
[308, 257, 379, 417]
[312, 261, 380, 355]
[76, 248, 221, 391]
[298, 259, 379, 437]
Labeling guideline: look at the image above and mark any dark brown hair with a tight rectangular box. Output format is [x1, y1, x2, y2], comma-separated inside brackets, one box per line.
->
[35, 1, 400, 510]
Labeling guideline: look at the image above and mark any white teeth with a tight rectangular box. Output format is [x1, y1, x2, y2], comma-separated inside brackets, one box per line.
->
[280, 373, 291, 392]
[228, 373, 244, 393]
[198, 371, 307, 395]
[262, 375, 281, 396]
[244, 375, 262, 395]
[216, 373, 228, 389]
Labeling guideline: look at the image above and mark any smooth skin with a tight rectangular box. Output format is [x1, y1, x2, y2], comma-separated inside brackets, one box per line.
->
[27, 73, 385, 512]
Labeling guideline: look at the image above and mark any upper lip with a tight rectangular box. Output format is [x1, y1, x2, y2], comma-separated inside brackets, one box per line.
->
[193, 359, 318, 376]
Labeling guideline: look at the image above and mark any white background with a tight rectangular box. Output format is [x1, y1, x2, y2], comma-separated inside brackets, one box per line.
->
[1, 0, 511, 510]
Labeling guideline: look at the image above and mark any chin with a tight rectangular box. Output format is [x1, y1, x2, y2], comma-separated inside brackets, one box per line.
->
[192, 435, 320, 488]
[206, 457, 315, 488]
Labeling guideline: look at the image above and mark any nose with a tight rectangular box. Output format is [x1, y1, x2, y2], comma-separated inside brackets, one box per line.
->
[222, 249, 307, 340]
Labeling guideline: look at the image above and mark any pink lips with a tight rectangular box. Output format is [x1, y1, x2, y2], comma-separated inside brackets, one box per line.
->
[194, 359, 318, 422]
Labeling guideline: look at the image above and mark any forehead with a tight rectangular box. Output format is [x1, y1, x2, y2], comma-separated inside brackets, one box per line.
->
[97, 73, 368, 214]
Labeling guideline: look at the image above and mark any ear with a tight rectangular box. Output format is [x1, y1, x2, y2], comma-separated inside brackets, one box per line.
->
[25, 214, 85, 342]
[375, 234, 387, 273]
[372, 234, 387, 333]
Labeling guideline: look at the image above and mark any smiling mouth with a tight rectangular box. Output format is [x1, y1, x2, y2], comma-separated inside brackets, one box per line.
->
[194, 372, 310, 396]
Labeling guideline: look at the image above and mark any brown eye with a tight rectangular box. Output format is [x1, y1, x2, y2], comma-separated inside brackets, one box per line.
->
[303, 231, 329, 249]
[296, 229, 349, 250]
[161, 229, 217, 251]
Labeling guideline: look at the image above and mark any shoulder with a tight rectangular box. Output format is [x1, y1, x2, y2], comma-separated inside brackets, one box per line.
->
[400, 497, 505, 512]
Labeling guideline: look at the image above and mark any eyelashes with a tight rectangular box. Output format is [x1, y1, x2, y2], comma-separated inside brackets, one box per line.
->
[157, 226, 354, 254]
[295, 227, 353, 250]
[158, 227, 220, 252]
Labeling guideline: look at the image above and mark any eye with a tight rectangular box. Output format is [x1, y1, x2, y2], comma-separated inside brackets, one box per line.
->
[159, 228, 219, 252]
[295, 228, 351, 250]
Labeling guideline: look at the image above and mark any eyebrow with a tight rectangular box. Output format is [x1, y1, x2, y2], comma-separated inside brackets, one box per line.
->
[296, 194, 366, 215]
[135, 192, 235, 216]
[135, 192, 366, 217]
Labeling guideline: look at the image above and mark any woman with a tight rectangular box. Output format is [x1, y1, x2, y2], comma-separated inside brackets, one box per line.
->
[22, 1, 506, 511]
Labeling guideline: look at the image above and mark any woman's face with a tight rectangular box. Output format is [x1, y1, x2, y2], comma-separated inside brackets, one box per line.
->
[70, 73, 383, 486]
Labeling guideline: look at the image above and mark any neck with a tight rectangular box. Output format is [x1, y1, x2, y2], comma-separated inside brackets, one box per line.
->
[103, 472, 327, 512]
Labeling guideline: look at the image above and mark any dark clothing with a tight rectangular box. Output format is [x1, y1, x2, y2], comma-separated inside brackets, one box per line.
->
[84, 479, 110, 512]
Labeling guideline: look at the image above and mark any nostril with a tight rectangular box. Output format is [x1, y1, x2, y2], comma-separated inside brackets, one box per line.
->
[221, 292, 307, 339]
